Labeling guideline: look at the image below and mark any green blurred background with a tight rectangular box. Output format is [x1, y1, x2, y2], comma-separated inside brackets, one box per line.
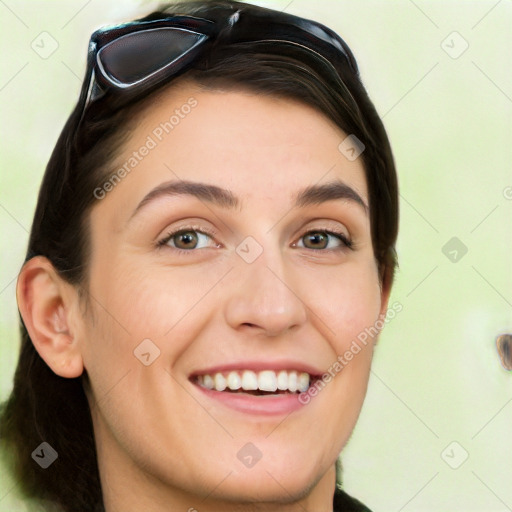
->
[1, 1, 511, 510]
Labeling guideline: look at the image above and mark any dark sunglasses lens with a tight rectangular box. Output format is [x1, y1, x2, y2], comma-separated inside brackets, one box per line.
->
[98, 27, 207, 85]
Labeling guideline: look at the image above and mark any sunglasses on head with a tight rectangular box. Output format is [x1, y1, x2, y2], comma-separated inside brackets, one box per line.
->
[77, 1, 358, 122]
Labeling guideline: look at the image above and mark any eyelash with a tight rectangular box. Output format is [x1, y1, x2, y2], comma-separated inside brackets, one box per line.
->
[157, 225, 354, 256]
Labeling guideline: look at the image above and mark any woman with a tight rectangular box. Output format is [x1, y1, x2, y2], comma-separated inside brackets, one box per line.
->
[0, 1, 398, 511]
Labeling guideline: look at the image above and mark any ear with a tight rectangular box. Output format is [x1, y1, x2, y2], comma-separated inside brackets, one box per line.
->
[16, 256, 84, 378]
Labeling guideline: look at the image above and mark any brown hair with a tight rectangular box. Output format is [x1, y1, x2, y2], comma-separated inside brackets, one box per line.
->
[0, 2, 398, 511]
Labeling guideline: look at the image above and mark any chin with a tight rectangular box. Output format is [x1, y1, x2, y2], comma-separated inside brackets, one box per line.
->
[208, 471, 319, 506]
[206, 451, 326, 504]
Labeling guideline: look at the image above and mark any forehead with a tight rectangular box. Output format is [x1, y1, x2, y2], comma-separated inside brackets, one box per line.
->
[94, 81, 369, 223]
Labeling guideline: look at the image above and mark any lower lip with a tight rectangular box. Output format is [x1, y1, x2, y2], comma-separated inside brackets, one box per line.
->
[193, 383, 308, 416]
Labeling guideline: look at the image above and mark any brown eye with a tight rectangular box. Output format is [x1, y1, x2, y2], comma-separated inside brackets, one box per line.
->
[303, 231, 329, 249]
[297, 230, 352, 251]
[173, 230, 199, 250]
[158, 228, 216, 252]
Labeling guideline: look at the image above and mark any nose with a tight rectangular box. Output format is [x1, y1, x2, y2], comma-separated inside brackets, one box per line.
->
[224, 245, 308, 338]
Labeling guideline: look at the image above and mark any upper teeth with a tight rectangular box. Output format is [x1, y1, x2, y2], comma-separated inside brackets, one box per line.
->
[197, 370, 311, 393]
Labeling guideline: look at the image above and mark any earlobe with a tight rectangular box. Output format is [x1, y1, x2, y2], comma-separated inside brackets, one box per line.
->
[16, 256, 84, 379]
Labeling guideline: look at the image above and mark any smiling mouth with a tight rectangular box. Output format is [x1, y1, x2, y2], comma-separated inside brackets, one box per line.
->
[191, 369, 319, 395]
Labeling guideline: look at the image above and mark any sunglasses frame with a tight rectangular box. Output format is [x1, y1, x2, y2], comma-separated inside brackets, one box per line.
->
[76, 3, 359, 126]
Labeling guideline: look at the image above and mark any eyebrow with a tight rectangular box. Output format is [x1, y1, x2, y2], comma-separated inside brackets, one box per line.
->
[129, 178, 368, 221]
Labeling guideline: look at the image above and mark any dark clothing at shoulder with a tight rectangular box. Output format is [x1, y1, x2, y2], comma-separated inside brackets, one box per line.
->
[333, 486, 373, 512]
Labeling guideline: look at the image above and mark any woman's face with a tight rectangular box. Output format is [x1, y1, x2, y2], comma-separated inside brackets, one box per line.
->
[79, 81, 389, 507]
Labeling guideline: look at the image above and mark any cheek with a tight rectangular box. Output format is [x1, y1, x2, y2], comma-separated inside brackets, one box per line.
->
[81, 257, 226, 369]
[304, 259, 383, 352]
[84, 249, 382, 361]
